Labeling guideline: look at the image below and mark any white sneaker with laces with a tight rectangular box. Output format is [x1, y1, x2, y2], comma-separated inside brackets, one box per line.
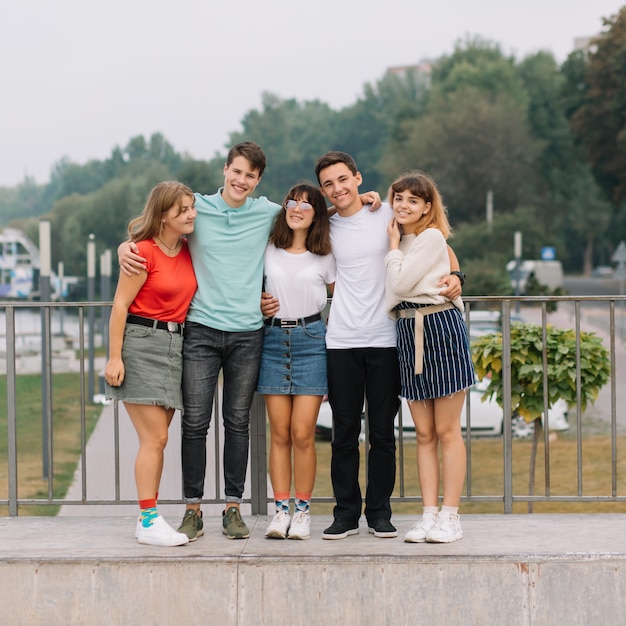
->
[137, 515, 190, 546]
[265, 510, 291, 539]
[404, 511, 438, 543]
[426, 511, 463, 543]
[288, 510, 311, 540]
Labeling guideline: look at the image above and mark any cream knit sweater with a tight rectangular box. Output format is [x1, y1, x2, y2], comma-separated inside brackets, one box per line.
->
[385, 228, 464, 318]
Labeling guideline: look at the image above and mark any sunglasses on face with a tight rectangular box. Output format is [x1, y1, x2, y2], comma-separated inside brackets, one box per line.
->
[284, 199, 314, 212]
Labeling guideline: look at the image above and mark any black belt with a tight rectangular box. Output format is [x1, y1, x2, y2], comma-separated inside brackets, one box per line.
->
[127, 314, 184, 335]
[264, 312, 322, 328]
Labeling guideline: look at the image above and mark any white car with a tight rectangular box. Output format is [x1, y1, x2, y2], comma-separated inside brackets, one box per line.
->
[315, 379, 569, 440]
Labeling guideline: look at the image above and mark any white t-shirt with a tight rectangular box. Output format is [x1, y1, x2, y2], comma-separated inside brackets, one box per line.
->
[326, 203, 397, 349]
[263, 245, 336, 318]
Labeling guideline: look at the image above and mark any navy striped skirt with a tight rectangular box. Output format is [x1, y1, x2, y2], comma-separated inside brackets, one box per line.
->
[395, 302, 474, 400]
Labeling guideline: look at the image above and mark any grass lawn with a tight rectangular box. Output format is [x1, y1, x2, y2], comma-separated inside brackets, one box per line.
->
[4, 378, 626, 518]
[0, 373, 101, 516]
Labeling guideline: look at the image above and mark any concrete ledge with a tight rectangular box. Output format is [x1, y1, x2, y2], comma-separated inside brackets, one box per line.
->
[2, 514, 626, 625]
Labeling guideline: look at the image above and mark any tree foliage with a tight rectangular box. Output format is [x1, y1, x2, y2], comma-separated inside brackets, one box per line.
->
[1, 15, 626, 283]
[472, 322, 610, 422]
[568, 7, 626, 203]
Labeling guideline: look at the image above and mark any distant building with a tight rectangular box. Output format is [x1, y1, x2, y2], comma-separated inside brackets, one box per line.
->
[386, 59, 434, 87]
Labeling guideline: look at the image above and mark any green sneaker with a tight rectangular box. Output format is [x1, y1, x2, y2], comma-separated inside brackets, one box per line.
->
[222, 506, 250, 539]
[177, 509, 204, 541]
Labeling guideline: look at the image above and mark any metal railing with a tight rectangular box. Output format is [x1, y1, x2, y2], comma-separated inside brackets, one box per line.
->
[1, 296, 625, 515]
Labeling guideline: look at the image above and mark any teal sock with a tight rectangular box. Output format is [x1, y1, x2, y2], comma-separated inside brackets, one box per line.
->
[139, 498, 158, 528]
[275, 498, 290, 513]
[295, 498, 310, 513]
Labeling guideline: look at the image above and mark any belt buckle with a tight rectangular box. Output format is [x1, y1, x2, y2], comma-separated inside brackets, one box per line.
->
[167, 321, 178, 332]
[280, 319, 298, 328]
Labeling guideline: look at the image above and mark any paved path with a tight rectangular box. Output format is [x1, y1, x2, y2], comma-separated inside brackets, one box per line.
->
[59, 397, 272, 518]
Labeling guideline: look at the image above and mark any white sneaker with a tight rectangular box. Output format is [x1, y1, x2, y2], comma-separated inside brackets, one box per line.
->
[404, 511, 438, 543]
[137, 515, 189, 546]
[265, 510, 291, 539]
[426, 511, 463, 543]
[288, 510, 311, 540]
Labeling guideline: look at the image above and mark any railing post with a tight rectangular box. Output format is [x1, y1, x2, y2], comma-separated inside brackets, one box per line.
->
[6, 307, 18, 516]
[249, 393, 267, 515]
[501, 300, 513, 513]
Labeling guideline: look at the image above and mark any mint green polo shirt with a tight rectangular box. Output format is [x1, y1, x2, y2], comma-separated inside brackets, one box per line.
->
[186, 189, 280, 332]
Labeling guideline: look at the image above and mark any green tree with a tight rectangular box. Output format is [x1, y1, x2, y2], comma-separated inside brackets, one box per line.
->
[568, 7, 626, 203]
[472, 322, 610, 510]
[229, 93, 337, 200]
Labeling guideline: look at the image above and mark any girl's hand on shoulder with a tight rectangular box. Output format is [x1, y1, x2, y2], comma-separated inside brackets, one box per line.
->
[387, 218, 401, 249]
[361, 190, 381, 211]
[118, 241, 147, 277]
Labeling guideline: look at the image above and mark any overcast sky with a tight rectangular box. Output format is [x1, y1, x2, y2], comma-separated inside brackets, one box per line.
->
[0, 0, 623, 188]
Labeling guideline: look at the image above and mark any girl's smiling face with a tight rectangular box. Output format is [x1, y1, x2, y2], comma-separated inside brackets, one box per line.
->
[392, 190, 431, 233]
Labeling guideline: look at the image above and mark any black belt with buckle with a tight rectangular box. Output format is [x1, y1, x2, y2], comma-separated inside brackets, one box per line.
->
[127, 314, 184, 335]
[264, 312, 322, 328]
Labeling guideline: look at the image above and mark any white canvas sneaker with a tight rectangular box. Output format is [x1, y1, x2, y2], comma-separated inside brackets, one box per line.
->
[404, 511, 438, 543]
[265, 510, 291, 539]
[426, 511, 463, 543]
[287, 510, 311, 540]
[137, 515, 189, 546]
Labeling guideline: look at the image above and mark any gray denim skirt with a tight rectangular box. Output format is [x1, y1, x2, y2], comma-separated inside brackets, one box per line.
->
[105, 323, 184, 409]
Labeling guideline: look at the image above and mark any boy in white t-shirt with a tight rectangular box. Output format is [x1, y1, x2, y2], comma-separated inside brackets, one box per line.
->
[313, 152, 462, 539]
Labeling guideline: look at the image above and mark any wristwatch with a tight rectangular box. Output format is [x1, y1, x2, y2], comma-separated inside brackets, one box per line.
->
[450, 271, 466, 286]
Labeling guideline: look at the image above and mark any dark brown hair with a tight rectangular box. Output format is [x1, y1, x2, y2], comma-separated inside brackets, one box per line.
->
[226, 141, 267, 177]
[314, 151, 358, 183]
[270, 182, 331, 255]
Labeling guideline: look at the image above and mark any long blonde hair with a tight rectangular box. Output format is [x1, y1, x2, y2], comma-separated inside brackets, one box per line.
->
[127, 181, 194, 242]
[388, 171, 452, 239]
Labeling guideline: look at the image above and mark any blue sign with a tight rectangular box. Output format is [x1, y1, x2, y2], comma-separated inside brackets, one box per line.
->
[541, 246, 556, 260]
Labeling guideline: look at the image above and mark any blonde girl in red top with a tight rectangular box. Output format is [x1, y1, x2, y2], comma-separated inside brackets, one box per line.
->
[105, 181, 197, 547]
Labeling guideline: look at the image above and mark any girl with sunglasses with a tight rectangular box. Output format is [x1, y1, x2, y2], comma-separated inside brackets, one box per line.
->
[257, 182, 336, 540]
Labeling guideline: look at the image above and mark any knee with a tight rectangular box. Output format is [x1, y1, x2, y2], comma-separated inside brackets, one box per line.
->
[271, 428, 291, 448]
[291, 427, 314, 451]
[145, 429, 168, 452]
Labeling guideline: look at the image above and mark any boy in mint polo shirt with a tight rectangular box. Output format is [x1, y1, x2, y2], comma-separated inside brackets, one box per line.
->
[118, 141, 380, 540]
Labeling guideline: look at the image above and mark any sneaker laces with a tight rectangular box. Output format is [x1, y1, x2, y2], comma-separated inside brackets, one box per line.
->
[227, 508, 246, 528]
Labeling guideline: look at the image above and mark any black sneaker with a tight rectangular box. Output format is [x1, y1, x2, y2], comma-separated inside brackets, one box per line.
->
[322, 518, 359, 540]
[367, 519, 398, 538]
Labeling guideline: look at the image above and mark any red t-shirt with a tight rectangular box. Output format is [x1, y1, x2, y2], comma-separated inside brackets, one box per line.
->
[128, 238, 197, 323]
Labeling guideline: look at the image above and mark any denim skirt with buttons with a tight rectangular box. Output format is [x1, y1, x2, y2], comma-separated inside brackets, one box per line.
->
[256, 318, 328, 395]
[105, 323, 184, 409]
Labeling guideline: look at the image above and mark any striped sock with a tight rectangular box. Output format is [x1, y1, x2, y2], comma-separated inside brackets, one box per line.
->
[139, 498, 158, 528]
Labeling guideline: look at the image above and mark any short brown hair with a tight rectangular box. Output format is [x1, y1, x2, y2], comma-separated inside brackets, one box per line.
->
[314, 151, 358, 183]
[226, 141, 267, 177]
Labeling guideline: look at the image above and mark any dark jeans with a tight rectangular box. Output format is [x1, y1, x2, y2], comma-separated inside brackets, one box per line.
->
[181, 322, 263, 503]
[327, 347, 400, 523]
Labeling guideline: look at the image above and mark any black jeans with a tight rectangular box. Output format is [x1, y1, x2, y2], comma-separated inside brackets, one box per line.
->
[327, 348, 400, 523]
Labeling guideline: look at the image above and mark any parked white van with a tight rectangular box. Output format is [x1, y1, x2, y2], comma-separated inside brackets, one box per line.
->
[506, 259, 564, 294]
